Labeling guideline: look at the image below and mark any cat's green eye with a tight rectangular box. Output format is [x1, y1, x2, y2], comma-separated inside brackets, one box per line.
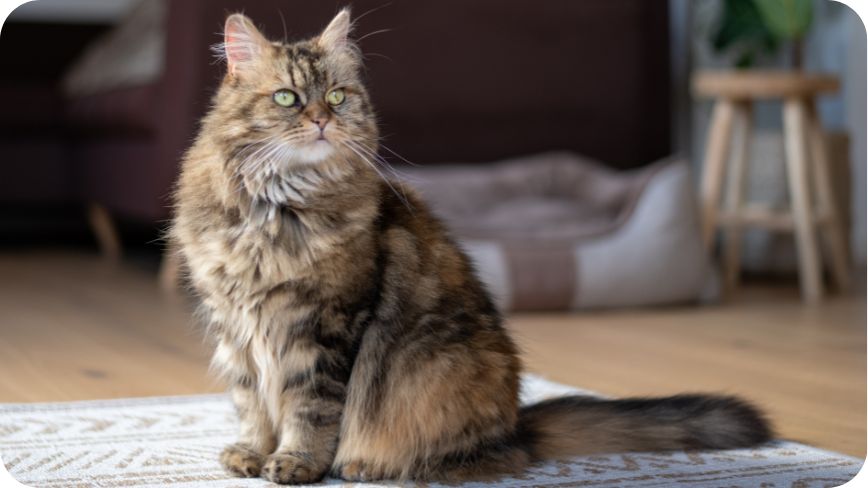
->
[326, 88, 345, 106]
[273, 89, 298, 107]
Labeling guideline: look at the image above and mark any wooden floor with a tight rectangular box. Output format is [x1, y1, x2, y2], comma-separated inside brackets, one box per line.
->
[0, 252, 864, 458]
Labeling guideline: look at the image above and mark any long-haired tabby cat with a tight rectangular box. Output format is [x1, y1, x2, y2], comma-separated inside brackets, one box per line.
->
[171, 9, 771, 484]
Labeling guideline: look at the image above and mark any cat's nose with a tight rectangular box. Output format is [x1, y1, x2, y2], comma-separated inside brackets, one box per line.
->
[304, 106, 330, 130]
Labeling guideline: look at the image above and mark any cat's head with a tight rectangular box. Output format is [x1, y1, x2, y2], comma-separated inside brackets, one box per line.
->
[212, 9, 378, 185]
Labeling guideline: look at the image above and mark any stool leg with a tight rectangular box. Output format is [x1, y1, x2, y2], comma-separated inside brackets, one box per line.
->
[783, 98, 823, 303]
[723, 101, 752, 292]
[87, 202, 122, 263]
[700, 99, 736, 251]
[806, 104, 850, 291]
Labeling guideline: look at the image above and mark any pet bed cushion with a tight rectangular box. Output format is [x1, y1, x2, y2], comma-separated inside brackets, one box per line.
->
[402, 152, 710, 311]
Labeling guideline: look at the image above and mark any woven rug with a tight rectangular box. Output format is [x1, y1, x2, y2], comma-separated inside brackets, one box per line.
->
[0, 375, 861, 488]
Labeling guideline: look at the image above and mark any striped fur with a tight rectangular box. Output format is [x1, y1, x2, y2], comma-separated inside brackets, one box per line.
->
[170, 9, 772, 484]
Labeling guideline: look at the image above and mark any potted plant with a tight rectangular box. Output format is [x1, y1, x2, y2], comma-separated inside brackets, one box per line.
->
[711, 0, 813, 70]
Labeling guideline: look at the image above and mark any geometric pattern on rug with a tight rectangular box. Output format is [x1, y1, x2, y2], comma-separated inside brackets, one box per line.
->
[0, 375, 862, 488]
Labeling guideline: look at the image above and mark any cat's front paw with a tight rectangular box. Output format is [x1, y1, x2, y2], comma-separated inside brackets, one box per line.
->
[220, 443, 265, 477]
[262, 452, 325, 484]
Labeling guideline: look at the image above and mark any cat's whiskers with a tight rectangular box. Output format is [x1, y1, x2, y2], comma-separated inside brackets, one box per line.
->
[339, 139, 412, 211]
[240, 137, 343, 204]
[234, 129, 307, 181]
[350, 2, 393, 27]
[361, 52, 394, 63]
[234, 138, 282, 176]
[378, 142, 421, 167]
[232, 135, 278, 166]
[237, 144, 283, 193]
[355, 28, 392, 43]
[343, 138, 418, 184]
[233, 144, 290, 198]
[343, 140, 402, 182]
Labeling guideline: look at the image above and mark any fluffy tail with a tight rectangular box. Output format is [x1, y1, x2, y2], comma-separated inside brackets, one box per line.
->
[518, 394, 772, 459]
[438, 394, 771, 481]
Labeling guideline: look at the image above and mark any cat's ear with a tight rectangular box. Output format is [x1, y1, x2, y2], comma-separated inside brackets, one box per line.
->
[222, 14, 269, 76]
[318, 8, 352, 52]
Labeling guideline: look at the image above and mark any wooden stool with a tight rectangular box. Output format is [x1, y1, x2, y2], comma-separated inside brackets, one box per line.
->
[693, 70, 850, 303]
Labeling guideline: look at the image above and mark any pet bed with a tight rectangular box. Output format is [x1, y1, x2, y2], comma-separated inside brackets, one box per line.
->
[401, 152, 711, 311]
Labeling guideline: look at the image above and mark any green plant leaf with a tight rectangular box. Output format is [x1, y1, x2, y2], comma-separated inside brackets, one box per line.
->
[753, 0, 813, 40]
[711, 0, 779, 68]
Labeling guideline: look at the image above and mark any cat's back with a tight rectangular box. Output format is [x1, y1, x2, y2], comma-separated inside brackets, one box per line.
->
[374, 179, 498, 320]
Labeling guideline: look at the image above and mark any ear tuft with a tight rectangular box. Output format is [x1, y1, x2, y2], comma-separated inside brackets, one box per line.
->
[318, 8, 352, 52]
[222, 13, 269, 75]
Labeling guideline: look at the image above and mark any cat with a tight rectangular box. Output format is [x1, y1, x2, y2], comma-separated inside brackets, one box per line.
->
[170, 9, 771, 484]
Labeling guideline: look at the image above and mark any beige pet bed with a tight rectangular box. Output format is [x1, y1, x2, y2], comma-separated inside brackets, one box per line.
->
[402, 152, 710, 311]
